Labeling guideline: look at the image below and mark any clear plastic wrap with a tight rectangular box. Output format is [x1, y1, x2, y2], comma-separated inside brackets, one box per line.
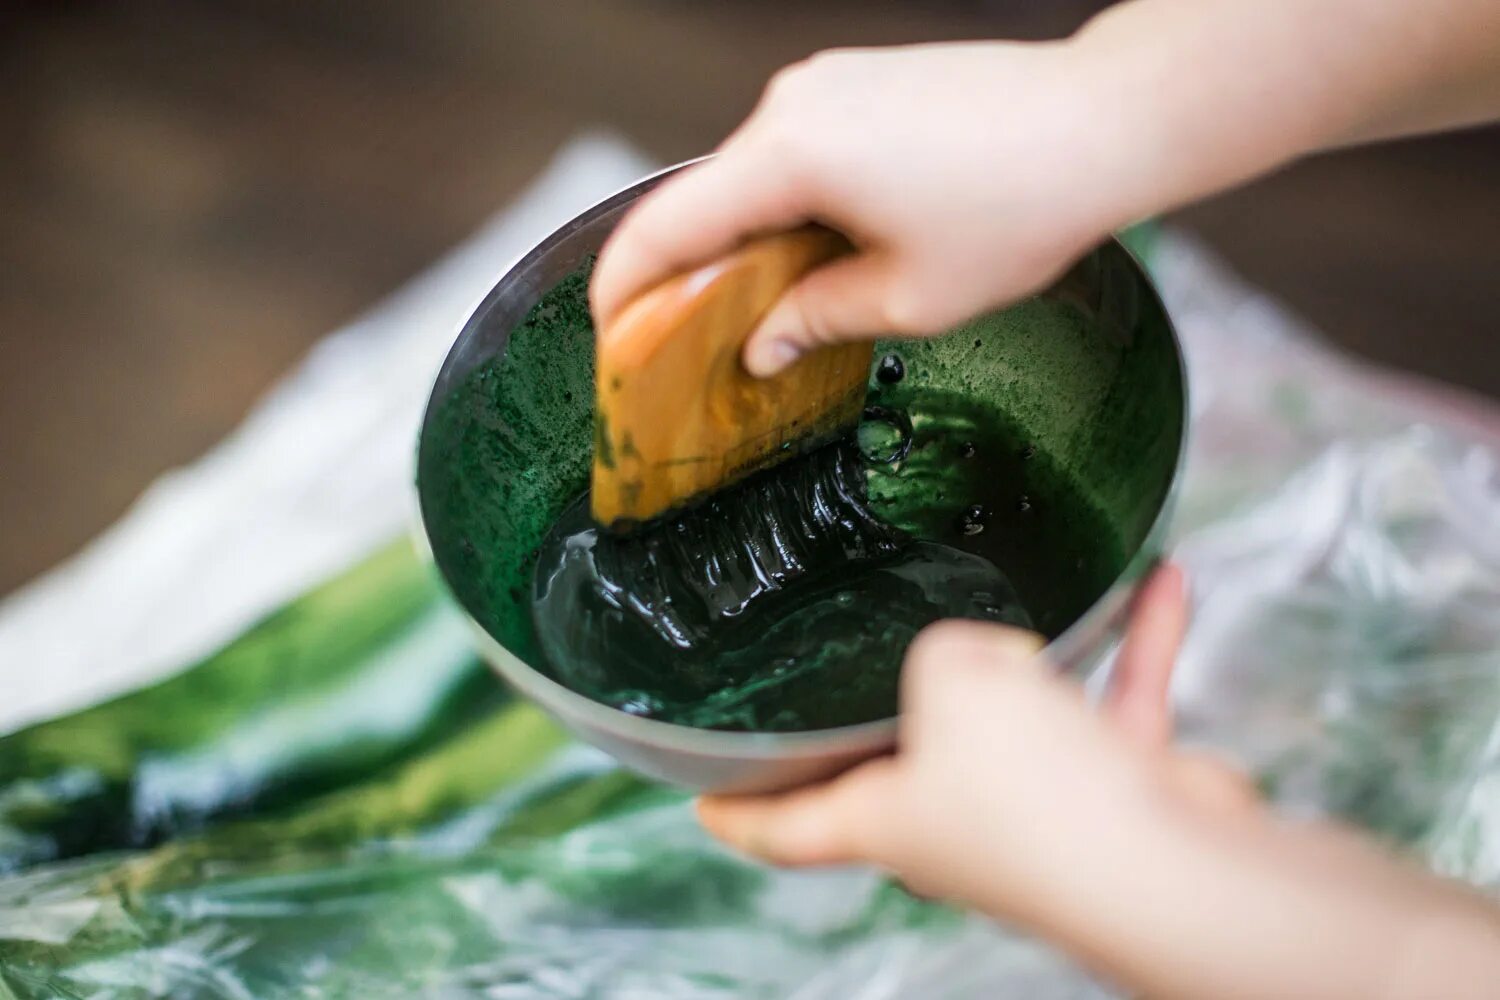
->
[1155, 234, 1500, 890]
[2, 228, 1497, 998]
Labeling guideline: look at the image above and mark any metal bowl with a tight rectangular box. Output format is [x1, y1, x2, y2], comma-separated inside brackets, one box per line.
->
[417, 161, 1187, 794]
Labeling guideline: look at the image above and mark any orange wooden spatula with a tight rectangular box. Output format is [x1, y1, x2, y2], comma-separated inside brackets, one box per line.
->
[592, 226, 873, 530]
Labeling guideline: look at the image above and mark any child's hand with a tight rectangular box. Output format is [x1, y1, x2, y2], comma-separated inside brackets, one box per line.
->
[591, 42, 1136, 377]
[698, 565, 1500, 999]
[697, 565, 1236, 924]
[593, 2, 1500, 380]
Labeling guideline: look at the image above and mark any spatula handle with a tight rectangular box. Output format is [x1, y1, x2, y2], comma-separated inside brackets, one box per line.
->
[592, 226, 871, 529]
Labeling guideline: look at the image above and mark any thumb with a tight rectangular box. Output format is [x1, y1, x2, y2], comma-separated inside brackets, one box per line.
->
[695, 757, 900, 867]
[1107, 563, 1188, 748]
[742, 252, 903, 377]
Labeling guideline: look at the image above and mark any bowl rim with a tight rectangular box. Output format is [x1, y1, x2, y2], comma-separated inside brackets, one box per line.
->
[417, 157, 1190, 758]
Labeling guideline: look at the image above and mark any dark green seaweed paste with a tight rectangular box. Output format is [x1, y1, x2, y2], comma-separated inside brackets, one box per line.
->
[421, 261, 1126, 733]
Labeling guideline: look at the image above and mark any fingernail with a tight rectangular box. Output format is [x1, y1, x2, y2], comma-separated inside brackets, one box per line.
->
[746, 339, 801, 378]
[987, 627, 1047, 660]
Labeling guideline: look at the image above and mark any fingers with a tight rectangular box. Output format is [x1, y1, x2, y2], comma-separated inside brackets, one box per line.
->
[697, 622, 1049, 870]
[900, 618, 1047, 711]
[1107, 563, 1188, 747]
[742, 252, 901, 377]
[589, 150, 814, 328]
[1168, 751, 1262, 818]
[695, 757, 900, 867]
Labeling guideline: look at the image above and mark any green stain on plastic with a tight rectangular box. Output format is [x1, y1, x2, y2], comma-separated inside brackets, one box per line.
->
[0, 539, 495, 870]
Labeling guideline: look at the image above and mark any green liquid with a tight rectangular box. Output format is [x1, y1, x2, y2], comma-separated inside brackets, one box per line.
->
[531, 378, 1123, 732]
[420, 259, 1153, 735]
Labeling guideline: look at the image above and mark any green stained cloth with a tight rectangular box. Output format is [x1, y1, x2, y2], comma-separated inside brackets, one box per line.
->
[0, 541, 497, 871]
[0, 541, 985, 1000]
[3, 529, 1485, 998]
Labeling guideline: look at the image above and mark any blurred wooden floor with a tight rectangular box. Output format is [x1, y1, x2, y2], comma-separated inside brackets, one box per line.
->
[1, 0, 1497, 595]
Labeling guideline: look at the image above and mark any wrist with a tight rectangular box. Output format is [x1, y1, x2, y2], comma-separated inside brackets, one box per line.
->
[1060, 0, 1335, 229]
[1048, 19, 1200, 236]
[1384, 877, 1500, 999]
[1015, 769, 1205, 943]
[1038, 791, 1497, 1000]
[962, 759, 1192, 945]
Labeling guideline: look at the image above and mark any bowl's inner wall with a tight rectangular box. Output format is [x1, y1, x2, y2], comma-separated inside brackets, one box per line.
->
[418, 243, 1183, 680]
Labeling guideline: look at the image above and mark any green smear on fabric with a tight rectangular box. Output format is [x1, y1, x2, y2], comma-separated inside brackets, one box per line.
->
[0, 540, 495, 871]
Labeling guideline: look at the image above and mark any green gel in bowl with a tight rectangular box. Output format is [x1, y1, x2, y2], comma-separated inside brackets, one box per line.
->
[417, 164, 1185, 791]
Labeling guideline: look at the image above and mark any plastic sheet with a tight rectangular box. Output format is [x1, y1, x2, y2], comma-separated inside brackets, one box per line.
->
[1155, 235, 1500, 889]
[3, 226, 1499, 997]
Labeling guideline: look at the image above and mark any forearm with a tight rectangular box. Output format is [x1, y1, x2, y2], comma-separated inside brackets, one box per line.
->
[1034, 804, 1500, 1000]
[1069, 0, 1500, 228]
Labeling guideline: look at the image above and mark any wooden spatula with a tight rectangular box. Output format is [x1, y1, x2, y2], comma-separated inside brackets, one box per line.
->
[592, 226, 873, 530]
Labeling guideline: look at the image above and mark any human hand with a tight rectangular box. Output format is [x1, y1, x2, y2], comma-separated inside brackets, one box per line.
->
[697, 563, 1252, 929]
[699, 563, 1500, 999]
[590, 41, 1147, 378]
[592, 3, 1500, 384]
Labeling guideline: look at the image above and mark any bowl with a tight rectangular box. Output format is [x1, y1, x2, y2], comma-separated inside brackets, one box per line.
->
[416, 161, 1187, 794]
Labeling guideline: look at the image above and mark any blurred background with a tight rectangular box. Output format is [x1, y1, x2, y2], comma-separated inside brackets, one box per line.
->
[1, 0, 1497, 597]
